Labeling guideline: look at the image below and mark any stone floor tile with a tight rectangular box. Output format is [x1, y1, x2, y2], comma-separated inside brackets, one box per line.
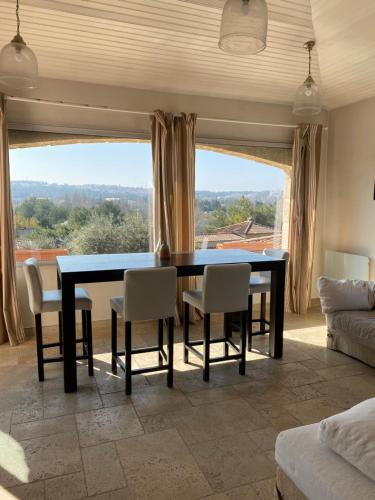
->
[89, 487, 132, 499]
[82, 441, 126, 496]
[285, 397, 343, 425]
[202, 483, 259, 499]
[0, 431, 81, 487]
[315, 363, 373, 380]
[252, 477, 277, 500]
[165, 398, 267, 446]
[186, 386, 239, 406]
[248, 426, 279, 452]
[130, 385, 191, 417]
[7, 481, 45, 499]
[11, 415, 76, 441]
[45, 471, 87, 500]
[117, 428, 212, 499]
[43, 386, 103, 418]
[190, 433, 275, 492]
[258, 407, 301, 432]
[76, 404, 143, 447]
[100, 391, 132, 408]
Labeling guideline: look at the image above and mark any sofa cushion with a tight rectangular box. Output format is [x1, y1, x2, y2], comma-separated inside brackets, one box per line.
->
[328, 310, 375, 348]
[275, 423, 375, 500]
[318, 276, 375, 314]
[319, 398, 375, 482]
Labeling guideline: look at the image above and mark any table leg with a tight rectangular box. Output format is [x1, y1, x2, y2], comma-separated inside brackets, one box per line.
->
[62, 276, 77, 392]
[269, 262, 285, 358]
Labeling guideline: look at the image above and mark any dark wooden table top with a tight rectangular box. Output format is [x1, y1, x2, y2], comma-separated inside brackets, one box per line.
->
[56, 249, 285, 283]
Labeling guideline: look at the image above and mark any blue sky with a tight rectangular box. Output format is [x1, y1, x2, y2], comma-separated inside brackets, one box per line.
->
[9, 142, 285, 191]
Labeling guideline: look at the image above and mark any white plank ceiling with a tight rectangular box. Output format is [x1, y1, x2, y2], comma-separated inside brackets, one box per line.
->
[1, 0, 375, 109]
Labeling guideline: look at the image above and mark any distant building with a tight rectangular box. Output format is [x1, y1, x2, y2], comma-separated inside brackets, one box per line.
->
[195, 217, 282, 251]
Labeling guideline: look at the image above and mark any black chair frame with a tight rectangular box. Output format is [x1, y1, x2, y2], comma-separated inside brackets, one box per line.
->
[247, 292, 270, 351]
[35, 310, 93, 382]
[183, 303, 247, 382]
[111, 310, 174, 395]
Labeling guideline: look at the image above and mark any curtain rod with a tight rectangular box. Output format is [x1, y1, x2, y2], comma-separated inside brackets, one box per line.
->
[6, 95, 298, 129]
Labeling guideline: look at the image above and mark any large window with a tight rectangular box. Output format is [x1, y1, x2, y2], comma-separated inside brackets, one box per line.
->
[10, 139, 153, 261]
[195, 148, 287, 252]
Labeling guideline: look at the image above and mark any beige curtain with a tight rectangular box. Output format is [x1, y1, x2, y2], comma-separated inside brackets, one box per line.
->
[0, 95, 25, 345]
[286, 123, 323, 314]
[151, 110, 198, 322]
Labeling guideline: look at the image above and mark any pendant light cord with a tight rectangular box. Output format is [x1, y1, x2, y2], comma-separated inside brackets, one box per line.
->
[308, 46, 312, 77]
[16, 0, 20, 36]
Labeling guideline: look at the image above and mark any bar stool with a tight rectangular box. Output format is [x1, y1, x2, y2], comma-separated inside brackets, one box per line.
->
[248, 248, 289, 351]
[23, 258, 94, 382]
[183, 263, 251, 382]
[111, 267, 177, 395]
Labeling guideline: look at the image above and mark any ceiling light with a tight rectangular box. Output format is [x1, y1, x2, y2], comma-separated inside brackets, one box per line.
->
[293, 40, 322, 116]
[219, 0, 268, 55]
[0, 0, 38, 90]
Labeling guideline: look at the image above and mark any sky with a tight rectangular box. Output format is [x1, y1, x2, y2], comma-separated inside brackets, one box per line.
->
[9, 142, 285, 192]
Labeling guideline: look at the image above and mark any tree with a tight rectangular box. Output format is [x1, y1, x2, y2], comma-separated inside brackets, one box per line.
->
[69, 213, 149, 255]
[95, 200, 123, 225]
[16, 197, 69, 228]
[68, 207, 91, 229]
[227, 196, 253, 224]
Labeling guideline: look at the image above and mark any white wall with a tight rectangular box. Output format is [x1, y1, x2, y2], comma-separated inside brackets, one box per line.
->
[324, 97, 375, 280]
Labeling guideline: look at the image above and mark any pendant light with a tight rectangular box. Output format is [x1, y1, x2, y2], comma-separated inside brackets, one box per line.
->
[0, 0, 38, 90]
[219, 0, 268, 55]
[293, 40, 322, 116]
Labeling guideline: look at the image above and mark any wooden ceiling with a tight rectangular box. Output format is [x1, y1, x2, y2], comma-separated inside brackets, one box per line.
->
[1, 0, 374, 109]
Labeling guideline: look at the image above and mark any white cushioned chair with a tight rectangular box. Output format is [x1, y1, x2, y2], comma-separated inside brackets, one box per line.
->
[23, 258, 93, 381]
[248, 248, 289, 351]
[111, 267, 177, 395]
[183, 263, 251, 382]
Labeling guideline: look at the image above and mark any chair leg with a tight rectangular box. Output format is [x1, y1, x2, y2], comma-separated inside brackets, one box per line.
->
[260, 292, 267, 333]
[203, 313, 210, 382]
[86, 310, 94, 376]
[183, 301, 190, 364]
[58, 311, 63, 354]
[125, 321, 132, 395]
[224, 313, 231, 357]
[247, 294, 253, 352]
[82, 310, 87, 356]
[35, 314, 44, 382]
[158, 319, 163, 367]
[239, 311, 247, 376]
[111, 309, 117, 374]
[167, 317, 174, 388]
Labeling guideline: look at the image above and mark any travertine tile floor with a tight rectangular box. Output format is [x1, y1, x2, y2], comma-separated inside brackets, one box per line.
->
[1, 307, 375, 499]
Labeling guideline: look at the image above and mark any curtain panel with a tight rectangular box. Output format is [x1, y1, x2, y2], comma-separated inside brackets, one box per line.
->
[151, 110, 197, 322]
[0, 95, 25, 345]
[286, 123, 323, 314]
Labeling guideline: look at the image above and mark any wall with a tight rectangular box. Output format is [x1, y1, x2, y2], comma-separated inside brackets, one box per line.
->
[324, 97, 375, 279]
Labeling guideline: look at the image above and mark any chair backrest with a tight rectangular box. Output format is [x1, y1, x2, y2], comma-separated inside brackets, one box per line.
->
[261, 248, 289, 278]
[23, 258, 43, 315]
[124, 267, 177, 321]
[202, 263, 251, 314]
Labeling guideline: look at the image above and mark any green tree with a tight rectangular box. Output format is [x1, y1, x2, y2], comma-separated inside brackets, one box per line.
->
[69, 213, 149, 255]
[95, 200, 123, 225]
[16, 197, 69, 228]
[227, 196, 253, 224]
[68, 207, 91, 229]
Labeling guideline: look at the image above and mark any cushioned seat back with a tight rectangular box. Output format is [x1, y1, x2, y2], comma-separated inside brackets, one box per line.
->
[23, 258, 43, 315]
[202, 263, 251, 314]
[261, 249, 289, 278]
[124, 267, 177, 321]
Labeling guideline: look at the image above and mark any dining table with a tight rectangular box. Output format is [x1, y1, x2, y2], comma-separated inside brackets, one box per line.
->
[56, 249, 286, 393]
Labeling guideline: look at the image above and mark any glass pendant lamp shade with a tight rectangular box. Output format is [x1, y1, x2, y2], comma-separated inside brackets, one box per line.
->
[293, 41, 322, 116]
[0, 35, 38, 89]
[0, 0, 38, 91]
[293, 75, 322, 116]
[219, 0, 268, 55]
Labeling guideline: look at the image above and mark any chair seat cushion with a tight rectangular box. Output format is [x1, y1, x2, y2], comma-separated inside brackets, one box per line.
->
[111, 296, 124, 316]
[42, 288, 92, 313]
[249, 275, 271, 295]
[183, 290, 203, 311]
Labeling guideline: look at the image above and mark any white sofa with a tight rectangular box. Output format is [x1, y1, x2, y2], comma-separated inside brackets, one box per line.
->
[275, 398, 375, 499]
[317, 276, 375, 367]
